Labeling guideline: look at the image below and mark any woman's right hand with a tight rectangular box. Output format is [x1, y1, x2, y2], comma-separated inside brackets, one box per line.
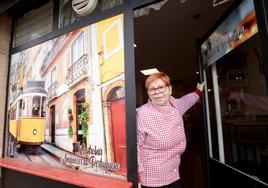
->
[196, 81, 205, 92]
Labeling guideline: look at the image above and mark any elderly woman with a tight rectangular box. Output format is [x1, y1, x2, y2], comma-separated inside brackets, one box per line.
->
[136, 72, 204, 188]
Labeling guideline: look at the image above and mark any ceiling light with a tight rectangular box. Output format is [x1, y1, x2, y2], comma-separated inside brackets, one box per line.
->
[180, 0, 187, 4]
[140, 68, 159, 75]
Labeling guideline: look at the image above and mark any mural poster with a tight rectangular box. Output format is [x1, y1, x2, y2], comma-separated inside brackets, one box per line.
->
[6, 14, 127, 180]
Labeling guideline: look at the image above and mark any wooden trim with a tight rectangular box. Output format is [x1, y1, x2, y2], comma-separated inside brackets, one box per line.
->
[0, 157, 132, 188]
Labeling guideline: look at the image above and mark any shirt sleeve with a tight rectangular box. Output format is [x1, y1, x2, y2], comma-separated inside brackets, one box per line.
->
[136, 108, 145, 173]
[175, 92, 200, 114]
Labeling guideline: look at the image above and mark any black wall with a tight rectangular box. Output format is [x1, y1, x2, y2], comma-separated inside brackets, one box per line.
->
[1, 168, 81, 188]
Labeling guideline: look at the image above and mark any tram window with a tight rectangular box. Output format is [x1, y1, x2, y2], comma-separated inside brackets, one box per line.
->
[24, 96, 32, 117]
[19, 99, 23, 108]
[32, 106, 39, 116]
[32, 96, 41, 116]
[22, 101, 25, 109]
[10, 107, 16, 120]
[41, 96, 46, 117]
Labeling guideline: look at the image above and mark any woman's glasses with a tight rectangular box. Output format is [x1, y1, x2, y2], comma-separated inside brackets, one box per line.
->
[147, 85, 167, 95]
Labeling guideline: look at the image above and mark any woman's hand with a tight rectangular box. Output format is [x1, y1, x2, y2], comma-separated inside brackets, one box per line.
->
[196, 81, 205, 92]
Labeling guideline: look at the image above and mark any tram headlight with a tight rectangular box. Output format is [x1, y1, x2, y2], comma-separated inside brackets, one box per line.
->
[33, 129, 37, 135]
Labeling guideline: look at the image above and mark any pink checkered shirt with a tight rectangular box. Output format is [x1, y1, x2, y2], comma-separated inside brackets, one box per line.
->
[136, 93, 200, 187]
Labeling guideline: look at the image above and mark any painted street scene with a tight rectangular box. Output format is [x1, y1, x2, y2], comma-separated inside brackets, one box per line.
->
[6, 14, 127, 180]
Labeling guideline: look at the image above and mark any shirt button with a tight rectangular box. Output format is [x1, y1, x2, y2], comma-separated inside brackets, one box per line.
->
[174, 169, 177, 171]
[178, 126, 181, 128]
[181, 141, 184, 144]
[172, 111, 175, 114]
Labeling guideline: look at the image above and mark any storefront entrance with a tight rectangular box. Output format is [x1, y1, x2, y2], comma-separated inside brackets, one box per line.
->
[133, 1, 218, 187]
[134, 0, 268, 187]
[1, 0, 268, 187]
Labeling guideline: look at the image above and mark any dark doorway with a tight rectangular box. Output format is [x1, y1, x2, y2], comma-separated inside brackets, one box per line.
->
[50, 105, 55, 144]
[133, 0, 234, 187]
[74, 89, 85, 144]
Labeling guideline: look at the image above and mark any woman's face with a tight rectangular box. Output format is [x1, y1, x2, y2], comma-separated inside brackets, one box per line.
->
[147, 78, 171, 106]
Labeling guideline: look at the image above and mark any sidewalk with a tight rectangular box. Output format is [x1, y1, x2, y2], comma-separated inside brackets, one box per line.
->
[41, 143, 68, 160]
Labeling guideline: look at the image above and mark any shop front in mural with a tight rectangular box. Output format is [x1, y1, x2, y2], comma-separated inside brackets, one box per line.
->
[6, 14, 127, 180]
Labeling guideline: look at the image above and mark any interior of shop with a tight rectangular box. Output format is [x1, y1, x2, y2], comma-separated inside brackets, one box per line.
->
[134, 0, 268, 187]
[206, 33, 268, 182]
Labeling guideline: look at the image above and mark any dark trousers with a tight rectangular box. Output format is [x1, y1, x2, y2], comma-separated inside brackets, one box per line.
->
[141, 180, 182, 188]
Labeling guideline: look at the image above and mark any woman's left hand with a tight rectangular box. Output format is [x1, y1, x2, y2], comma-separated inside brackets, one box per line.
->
[196, 81, 205, 92]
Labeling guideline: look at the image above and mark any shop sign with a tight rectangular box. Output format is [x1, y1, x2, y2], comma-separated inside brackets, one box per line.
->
[201, 0, 258, 66]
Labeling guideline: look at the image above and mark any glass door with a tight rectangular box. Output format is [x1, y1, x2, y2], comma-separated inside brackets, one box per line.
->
[199, 0, 268, 184]
[203, 33, 268, 183]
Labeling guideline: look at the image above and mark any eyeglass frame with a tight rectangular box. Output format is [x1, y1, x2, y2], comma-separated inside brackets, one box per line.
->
[147, 85, 168, 95]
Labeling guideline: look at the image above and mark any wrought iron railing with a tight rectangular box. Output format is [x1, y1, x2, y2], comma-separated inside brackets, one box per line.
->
[48, 81, 58, 99]
[66, 54, 88, 86]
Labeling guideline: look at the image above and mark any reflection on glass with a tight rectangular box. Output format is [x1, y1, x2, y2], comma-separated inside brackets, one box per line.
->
[208, 34, 268, 183]
[59, 0, 123, 28]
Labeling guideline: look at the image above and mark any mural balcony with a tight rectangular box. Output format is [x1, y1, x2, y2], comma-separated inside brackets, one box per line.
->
[66, 54, 89, 86]
[48, 81, 58, 100]
[40, 34, 68, 74]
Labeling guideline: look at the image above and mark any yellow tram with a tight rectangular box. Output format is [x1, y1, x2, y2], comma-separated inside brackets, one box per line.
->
[9, 81, 47, 151]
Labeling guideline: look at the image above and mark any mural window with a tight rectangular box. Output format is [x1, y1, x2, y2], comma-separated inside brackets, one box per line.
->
[51, 67, 56, 84]
[72, 32, 84, 63]
[103, 18, 123, 59]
